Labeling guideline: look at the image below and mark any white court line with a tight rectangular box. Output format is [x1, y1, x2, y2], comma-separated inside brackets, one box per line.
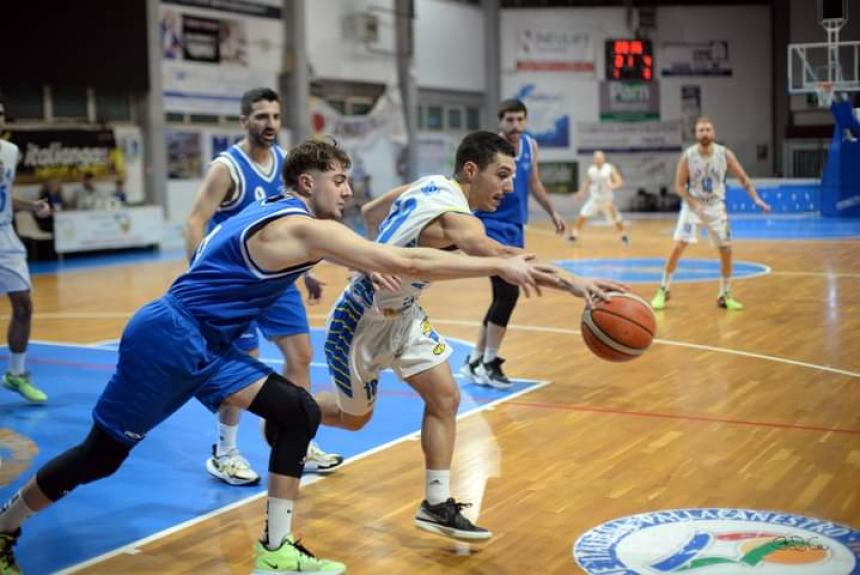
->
[769, 270, 860, 278]
[20, 308, 860, 380]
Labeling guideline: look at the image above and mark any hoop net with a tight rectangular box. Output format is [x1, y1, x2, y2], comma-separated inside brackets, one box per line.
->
[816, 81, 836, 108]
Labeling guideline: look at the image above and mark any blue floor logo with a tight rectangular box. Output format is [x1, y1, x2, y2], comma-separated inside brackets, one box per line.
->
[553, 258, 770, 284]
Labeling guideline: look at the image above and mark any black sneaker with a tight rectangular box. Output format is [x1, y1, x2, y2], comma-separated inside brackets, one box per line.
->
[414, 498, 492, 541]
[458, 357, 481, 382]
[0, 529, 21, 575]
[476, 357, 513, 390]
[621, 235, 630, 247]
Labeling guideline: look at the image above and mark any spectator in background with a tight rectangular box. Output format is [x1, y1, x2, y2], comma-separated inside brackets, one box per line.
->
[113, 178, 128, 205]
[37, 178, 65, 232]
[39, 179, 65, 211]
[73, 172, 99, 210]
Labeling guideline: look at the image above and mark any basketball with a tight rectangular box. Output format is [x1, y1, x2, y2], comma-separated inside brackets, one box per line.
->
[581, 292, 657, 362]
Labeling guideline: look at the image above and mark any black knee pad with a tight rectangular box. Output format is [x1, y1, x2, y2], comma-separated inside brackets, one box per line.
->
[248, 373, 321, 478]
[36, 425, 131, 502]
[483, 275, 520, 327]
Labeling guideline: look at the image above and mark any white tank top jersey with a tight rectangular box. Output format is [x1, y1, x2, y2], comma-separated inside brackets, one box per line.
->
[347, 175, 472, 314]
[684, 143, 728, 201]
[0, 140, 20, 226]
[588, 163, 615, 201]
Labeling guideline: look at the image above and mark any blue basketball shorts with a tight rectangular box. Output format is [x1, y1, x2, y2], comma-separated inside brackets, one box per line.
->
[482, 219, 525, 249]
[93, 295, 273, 446]
[234, 283, 310, 352]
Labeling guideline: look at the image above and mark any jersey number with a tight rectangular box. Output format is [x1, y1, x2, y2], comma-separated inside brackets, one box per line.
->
[702, 177, 714, 194]
[377, 197, 417, 243]
[0, 184, 6, 213]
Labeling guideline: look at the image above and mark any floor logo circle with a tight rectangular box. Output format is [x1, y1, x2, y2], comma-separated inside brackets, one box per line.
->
[554, 258, 770, 284]
[574, 508, 860, 575]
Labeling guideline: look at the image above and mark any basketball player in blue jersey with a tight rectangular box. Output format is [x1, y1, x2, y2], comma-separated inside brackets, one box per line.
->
[0, 140, 555, 575]
[320, 131, 624, 542]
[462, 99, 567, 389]
[185, 88, 342, 487]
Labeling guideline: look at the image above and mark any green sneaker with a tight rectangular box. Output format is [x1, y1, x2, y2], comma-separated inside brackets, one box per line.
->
[253, 535, 345, 574]
[651, 287, 670, 310]
[717, 293, 744, 310]
[3, 372, 47, 403]
[0, 530, 22, 575]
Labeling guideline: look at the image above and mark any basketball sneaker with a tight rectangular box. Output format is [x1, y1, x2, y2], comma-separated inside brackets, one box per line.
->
[414, 498, 492, 541]
[253, 535, 345, 574]
[621, 235, 630, 247]
[476, 358, 513, 390]
[566, 234, 579, 244]
[2, 372, 47, 403]
[206, 445, 261, 486]
[0, 529, 21, 575]
[458, 357, 481, 382]
[304, 442, 344, 473]
[650, 287, 670, 310]
[717, 293, 744, 310]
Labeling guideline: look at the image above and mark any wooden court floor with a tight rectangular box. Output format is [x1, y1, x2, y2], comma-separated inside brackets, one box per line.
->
[4, 217, 860, 574]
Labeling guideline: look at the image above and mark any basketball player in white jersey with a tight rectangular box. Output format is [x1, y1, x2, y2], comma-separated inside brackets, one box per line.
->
[0, 98, 53, 404]
[318, 131, 624, 541]
[567, 150, 629, 246]
[185, 88, 342, 487]
[651, 117, 770, 311]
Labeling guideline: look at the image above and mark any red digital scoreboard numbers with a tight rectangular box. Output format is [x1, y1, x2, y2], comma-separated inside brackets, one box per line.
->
[606, 39, 654, 81]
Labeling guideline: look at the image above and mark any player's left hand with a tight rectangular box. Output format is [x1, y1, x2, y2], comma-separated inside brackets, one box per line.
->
[564, 277, 629, 309]
[303, 272, 326, 305]
[33, 200, 52, 218]
[369, 272, 402, 293]
[755, 198, 771, 213]
[550, 211, 567, 235]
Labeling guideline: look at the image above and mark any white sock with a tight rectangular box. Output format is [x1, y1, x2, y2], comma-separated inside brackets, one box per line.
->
[216, 423, 239, 457]
[661, 272, 673, 291]
[468, 349, 482, 364]
[720, 276, 731, 295]
[0, 490, 36, 533]
[425, 469, 451, 505]
[8, 353, 26, 375]
[265, 497, 294, 550]
[482, 348, 498, 364]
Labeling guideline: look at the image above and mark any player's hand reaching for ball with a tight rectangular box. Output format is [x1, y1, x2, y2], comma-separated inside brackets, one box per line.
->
[497, 254, 555, 298]
[564, 277, 629, 309]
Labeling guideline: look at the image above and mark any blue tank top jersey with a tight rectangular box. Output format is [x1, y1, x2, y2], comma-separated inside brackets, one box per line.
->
[474, 133, 533, 225]
[170, 195, 318, 350]
[209, 143, 287, 230]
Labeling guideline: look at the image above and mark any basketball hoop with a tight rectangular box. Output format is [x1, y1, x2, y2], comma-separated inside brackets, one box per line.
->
[816, 81, 836, 107]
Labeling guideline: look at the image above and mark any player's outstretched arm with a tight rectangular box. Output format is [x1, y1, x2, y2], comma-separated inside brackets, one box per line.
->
[361, 183, 411, 240]
[293, 219, 548, 293]
[184, 162, 234, 260]
[726, 149, 770, 213]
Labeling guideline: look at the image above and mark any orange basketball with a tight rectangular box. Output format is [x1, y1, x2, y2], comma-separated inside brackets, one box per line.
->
[581, 292, 656, 362]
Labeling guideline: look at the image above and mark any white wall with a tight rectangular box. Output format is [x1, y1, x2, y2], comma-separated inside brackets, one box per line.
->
[306, 0, 398, 84]
[415, 0, 485, 91]
[306, 0, 485, 92]
[658, 6, 772, 176]
[501, 5, 772, 178]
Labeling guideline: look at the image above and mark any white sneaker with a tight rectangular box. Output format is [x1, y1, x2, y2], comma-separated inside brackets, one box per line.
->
[458, 358, 481, 383]
[474, 359, 514, 390]
[206, 445, 261, 486]
[304, 441, 344, 473]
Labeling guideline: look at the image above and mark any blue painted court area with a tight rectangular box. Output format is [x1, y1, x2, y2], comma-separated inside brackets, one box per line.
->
[725, 214, 860, 239]
[28, 248, 185, 276]
[554, 257, 770, 284]
[0, 333, 540, 575]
